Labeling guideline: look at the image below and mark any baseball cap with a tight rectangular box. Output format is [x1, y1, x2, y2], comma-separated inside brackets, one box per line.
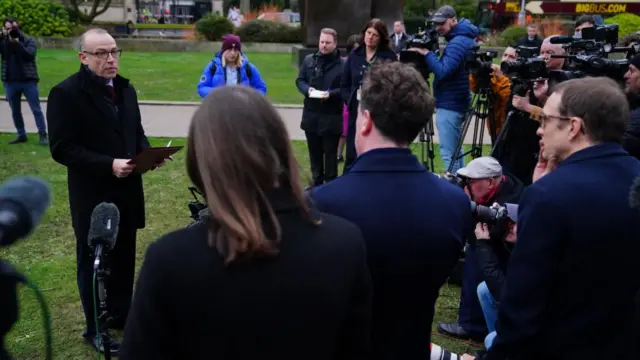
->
[431, 5, 456, 24]
[505, 203, 519, 223]
[456, 156, 502, 179]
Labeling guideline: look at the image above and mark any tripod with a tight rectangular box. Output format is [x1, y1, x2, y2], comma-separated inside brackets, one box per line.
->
[447, 78, 496, 174]
[94, 256, 114, 359]
[418, 115, 437, 172]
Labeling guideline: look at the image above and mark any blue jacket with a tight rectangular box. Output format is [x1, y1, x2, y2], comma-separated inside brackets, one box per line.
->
[340, 46, 397, 113]
[481, 143, 640, 360]
[310, 148, 471, 359]
[197, 52, 267, 98]
[425, 19, 478, 113]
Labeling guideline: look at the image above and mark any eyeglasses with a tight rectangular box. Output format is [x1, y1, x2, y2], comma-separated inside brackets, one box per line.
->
[82, 49, 122, 60]
[532, 111, 571, 124]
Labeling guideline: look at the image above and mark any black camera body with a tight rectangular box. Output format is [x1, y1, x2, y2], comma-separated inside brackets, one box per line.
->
[399, 22, 439, 80]
[187, 186, 207, 222]
[470, 202, 508, 224]
[465, 46, 498, 78]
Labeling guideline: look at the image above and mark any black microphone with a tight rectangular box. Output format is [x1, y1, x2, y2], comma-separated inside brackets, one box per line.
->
[549, 36, 575, 44]
[88, 203, 120, 271]
[629, 176, 640, 210]
[0, 176, 52, 247]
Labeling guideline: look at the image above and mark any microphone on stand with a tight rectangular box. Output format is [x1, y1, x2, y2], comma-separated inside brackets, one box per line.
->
[87, 202, 120, 359]
[88, 203, 120, 271]
[0, 176, 53, 360]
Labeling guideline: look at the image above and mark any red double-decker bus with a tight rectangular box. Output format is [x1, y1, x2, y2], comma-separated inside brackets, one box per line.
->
[475, 0, 640, 33]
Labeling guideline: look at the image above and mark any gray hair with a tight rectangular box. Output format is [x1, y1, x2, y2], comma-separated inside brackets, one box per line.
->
[77, 28, 110, 51]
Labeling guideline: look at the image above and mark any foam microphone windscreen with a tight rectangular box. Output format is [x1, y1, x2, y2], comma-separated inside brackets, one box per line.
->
[0, 176, 52, 246]
[87, 202, 120, 250]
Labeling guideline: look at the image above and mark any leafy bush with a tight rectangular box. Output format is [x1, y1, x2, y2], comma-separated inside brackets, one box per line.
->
[604, 13, 640, 38]
[236, 20, 302, 43]
[195, 14, 235, 41]
[403, 16, 428, 34]
[499, 26, 527, 47]
[0, 0, 74, 37]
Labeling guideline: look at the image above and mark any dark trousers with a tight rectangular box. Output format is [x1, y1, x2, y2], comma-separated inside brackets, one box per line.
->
[458, 245, 489, 334]
[75, 221, 137, 337]
[306, 131, 340, 186]
[343, 111, 357, 174]
[3, 81, 47, 136]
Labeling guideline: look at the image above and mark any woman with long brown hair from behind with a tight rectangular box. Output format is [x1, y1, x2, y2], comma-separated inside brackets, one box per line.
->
[120, 85, 372, 360]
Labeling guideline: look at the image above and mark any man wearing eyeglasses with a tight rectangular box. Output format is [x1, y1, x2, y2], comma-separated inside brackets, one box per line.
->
[46, 28, 154, 356]
[0, 17, 48, 145]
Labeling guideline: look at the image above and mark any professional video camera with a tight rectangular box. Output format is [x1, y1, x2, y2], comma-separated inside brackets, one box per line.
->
[500, 46, 548, 96]
[548, 24, 639, 83]
[399, 20, 439, 80]
[187, 186, 207, 222]
[465, 46, 498, 81]
[470, 202, 509, 224]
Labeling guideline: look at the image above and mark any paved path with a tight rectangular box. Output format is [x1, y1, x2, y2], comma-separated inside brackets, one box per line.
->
[0, 98, 491, 144]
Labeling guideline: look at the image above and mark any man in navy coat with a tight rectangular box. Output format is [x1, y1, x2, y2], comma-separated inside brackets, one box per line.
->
[311, 62, 472, 359]
[469, 77, 640, 359]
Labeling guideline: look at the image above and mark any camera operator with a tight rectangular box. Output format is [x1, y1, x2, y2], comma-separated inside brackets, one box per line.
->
[408, 5, 479, 172]
[296, 28, 344, 187]
[622, 54, 640, 160]
[573, 15, 596, 38]
[438, 157, 523, 342]
[468, 46, 516, 143]
[474, 203, 518, 350]
[463, 77, 640, 360]
[0, 17, 48, 145]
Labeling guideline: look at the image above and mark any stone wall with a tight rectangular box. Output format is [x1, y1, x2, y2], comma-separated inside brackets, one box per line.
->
[33, 37, 297, 53]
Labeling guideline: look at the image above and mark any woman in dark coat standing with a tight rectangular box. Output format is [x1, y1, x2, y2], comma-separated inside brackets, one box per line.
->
[120, 85, 372, 360]
[340, 18, 398, 172]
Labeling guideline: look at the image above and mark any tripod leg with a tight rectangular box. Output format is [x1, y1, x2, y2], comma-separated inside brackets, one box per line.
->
[446, 110, 472, 174]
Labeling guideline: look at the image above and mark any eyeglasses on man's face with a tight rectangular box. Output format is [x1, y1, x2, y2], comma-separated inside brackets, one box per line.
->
[83, 49, 123, 60]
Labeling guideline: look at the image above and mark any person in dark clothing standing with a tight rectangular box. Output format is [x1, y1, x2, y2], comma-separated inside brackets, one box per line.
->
[467, 77, 640, 360]
[0, 17, 47, 145]
[515, 23, 542, 51]
[438, 157, 523, 342]
[296, 28, 344, 186]
[120, 85, 372, 360]
[340, 18, 397, 173]
[622, 54, 640, 160]
[46, 28, 157, 355]
[313, 62, 471, 359]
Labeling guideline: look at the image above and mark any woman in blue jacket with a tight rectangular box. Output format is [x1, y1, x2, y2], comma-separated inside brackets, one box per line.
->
[197, 34, 267, 98]
[340, 19, 397, 172]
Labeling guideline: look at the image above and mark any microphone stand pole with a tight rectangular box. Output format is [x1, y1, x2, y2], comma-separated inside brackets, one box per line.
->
[94, 248, 113, 360]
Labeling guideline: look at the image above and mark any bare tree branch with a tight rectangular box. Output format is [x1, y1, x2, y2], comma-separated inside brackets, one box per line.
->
[64, 0, 114, 24]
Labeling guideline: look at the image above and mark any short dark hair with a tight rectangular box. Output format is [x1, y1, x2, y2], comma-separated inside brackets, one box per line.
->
[346, 34, 361, 53]
[575, 15, 595, 28]
[359, 62, 435, 145]
[551, 77, 628, 143]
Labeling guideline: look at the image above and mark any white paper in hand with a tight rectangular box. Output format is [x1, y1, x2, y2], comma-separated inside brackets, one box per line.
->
[309, 89, 329, 99]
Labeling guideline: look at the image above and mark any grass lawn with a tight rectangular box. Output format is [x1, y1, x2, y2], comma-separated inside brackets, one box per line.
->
[0, 49, 303, 104]
[0, 132, 489, 359]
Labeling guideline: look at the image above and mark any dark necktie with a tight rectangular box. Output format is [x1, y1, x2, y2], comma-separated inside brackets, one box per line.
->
[106, 85, 116, 102]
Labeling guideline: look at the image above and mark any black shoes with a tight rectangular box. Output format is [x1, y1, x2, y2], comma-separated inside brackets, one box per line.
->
[84, 333, 120, 356]
[437, 322, 487, 342]
[8, 133, 48, 145]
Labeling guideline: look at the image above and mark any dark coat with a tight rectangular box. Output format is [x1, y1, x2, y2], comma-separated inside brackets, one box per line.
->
[480, 143, 640, 360]
[474, 173, 524, 300]
[391, 32, 411, 53]
[0, 32, 39, 82]
[340, 45, 397, 115]
[515, 35, 543, 51]
[47, 66, 150, 230]
[310, 148, 472, 359]
[622, 95, 640, 160]
[120, 189, 372, 360]
[296, 50, 344, 135]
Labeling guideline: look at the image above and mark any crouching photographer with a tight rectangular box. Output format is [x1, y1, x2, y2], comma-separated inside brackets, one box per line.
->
[474, 203, 518, 350]
[438, 157, 523, 342]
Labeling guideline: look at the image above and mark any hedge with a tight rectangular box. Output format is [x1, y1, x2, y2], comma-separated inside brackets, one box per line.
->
[604, 13, 640, 39]
[235, 20, 302, 43]
[499, 26, 527, 47]
[93, 22, 193, 30]
[0, 0, 74, 37]
[195, 14, 235, 41]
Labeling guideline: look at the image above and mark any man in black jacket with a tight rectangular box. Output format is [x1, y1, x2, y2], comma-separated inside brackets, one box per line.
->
[438, 157, 523, 342]
[0, 17, 47, 145]
[296, 28, 344, 186]
[515, 24, 542, 51]
[622, 54, 640, 160]
[46, 28, 156, 355]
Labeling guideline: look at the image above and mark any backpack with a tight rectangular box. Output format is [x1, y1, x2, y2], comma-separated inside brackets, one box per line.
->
[209, 60, 253, 82]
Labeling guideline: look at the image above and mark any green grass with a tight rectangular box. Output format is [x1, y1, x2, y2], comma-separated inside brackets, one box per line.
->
[0, 49, 303, 104]
[0, 133, 489, 359]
